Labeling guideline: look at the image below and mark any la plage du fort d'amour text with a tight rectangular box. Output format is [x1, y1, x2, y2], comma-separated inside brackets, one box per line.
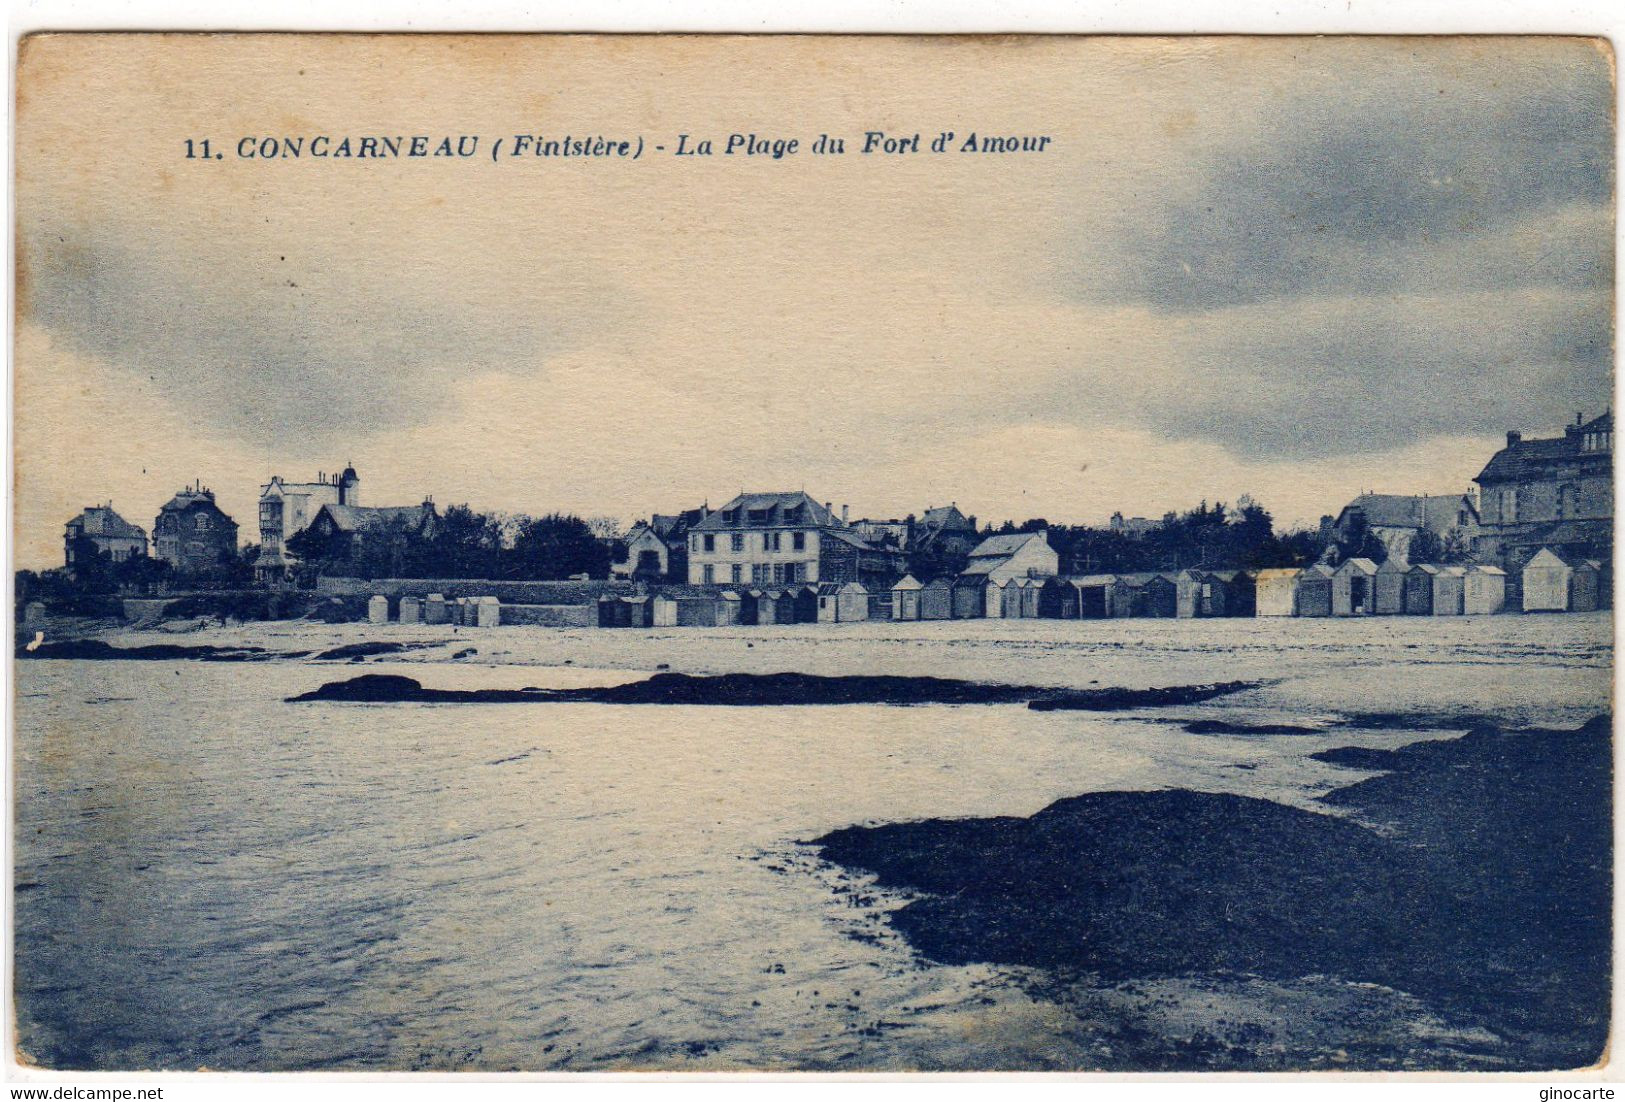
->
[189, 129, 1056, 162]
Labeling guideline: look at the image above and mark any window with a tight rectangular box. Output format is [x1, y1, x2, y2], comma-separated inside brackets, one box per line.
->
[793, 532, 805, 551]
[731, 533, 744, 553]
[1561, 484, 1578, 520]
[730, 564, 742, 584]
[702, 565, 715, 585]
[1501, 489, 1517, 524]
[703, 534, 716, 553]
[784, 562, 800, 583]
[767, 532, 781, 552]
[195, 515, 210, 531]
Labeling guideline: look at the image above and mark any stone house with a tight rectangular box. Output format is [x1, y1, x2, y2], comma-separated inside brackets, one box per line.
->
[254, 465, 361, 582]
[613, 507, 709, 581]
[1330, 493, 1480, 566]
[64, 505, 147, 568]
[153, 484, 239, 574]
[1474, 413, 1613, 578]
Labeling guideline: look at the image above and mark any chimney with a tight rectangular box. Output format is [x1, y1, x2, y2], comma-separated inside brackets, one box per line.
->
[842, 504, 849, 524]
[1507, 431, 1522, 447]
[1577, 411, 1585, 426]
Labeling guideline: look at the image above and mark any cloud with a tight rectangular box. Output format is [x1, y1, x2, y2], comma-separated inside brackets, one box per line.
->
[1073, 42, 1614, 311]
[11, 35, 1615, 568]
[18, 211, 626, 452]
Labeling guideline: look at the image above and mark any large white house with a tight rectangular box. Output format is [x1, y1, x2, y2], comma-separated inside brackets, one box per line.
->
[253, 465, 360, 581]
[686, 491, 903, 590]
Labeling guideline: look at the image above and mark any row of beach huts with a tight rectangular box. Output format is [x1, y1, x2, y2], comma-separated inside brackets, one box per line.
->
[361, 547, 1607, 628]
[585, 548, 1606, 627]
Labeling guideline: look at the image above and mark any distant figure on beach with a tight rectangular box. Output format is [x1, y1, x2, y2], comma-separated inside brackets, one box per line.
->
[25, 631, 43, 652]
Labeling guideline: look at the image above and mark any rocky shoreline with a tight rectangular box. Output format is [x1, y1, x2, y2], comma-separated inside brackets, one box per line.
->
[811, 714, 1612, 1070]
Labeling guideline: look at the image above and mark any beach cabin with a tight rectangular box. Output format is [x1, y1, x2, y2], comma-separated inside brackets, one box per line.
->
[624, 595, 653, 628]
[693, 591, 737, 626]
[1432, 566, 1468, 616]
[1331, 558, 1378, 616]
[713, 589, 742, 626]
[1570, 560, 1605, 613]
[867, 590, 894, 621]
[920, 577, 954, 620]
[1174, 571, 1203, 618]
[424, 593, 449, 625]
[1294, 564, 1335, 618]
[1372, 559, 1409, 615]
[816, 582, 842, 622]
[837, 582, 869, 622]
[891, 575, 924, 621]
[785, 584, 819, 623]
[1254, 569, 1300, 617]
[1017, 577, 1042, 618]
[1174, 570, 1231, 618]
[1521, 548, 1573, 612]
[652, 593, 679, 626]
[817, 582, 869, 623]
[1128, 573, 1177, 618]
[655, 591, 726, 627]
[950, 575, 989, 619]
[759, 589, 791, 625]
[1213, 570, 1256, 617]
[1462, 565, 1507, 615]
[979, 579, 1005, 619]
[739, 589, 766, 626]
[597, 593, 630, 627]
[1035, 577, 1073, 618]
[1403, 564, 1439, 615]
[1072, 575, 1118, 618]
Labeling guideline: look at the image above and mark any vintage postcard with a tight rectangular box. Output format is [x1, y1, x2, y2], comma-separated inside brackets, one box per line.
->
[10, 33, 1615, 1074]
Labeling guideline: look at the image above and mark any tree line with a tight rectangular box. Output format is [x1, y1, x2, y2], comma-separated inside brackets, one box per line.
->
[285, 505, 612, 582]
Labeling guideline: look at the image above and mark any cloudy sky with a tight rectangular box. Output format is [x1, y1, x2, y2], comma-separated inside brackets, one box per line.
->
[15, 34, 1614, 567]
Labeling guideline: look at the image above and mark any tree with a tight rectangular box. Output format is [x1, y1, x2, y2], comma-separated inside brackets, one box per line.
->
[422, 504, 503, 578]
[1332, 512, 1387, 566]
[508, 513, 612, 579]
[1406, 528, 1445, 565]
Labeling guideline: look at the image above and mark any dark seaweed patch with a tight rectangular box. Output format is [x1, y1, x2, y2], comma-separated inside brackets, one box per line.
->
[286, 671, 1261, 709]
[810, 715, 1612, 1070]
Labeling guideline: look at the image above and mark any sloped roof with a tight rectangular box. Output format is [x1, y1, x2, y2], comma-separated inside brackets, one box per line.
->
[1072, 574, 1119, 586]
[891, 574, 923, 590]
[1524, 547, 1571, 570]
[691, 492, 841, 531]
[1339, 493, 1477, 531]
[822, 527, 887, 552]
[1336, 557, 1379, 575]
[968, 531, 1047, 559]
[318, 503, 433, 533]
[67, 506, 146, 540]
[157, 490, 227, 516]
[1254, 568, 1301, 580]
[920, 505, 973, 530]
[1477, 415, 1612, 485]
[649, 508, 708, 539]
